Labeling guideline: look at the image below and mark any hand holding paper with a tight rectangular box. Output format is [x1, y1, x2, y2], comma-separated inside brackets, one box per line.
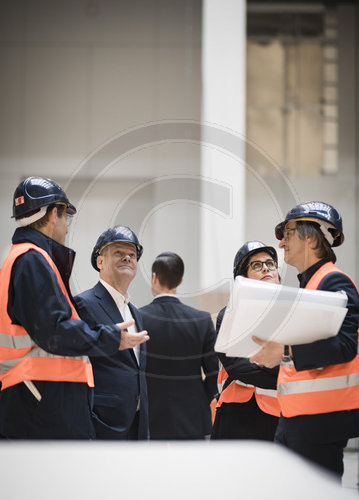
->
[250, 337, 284, 368]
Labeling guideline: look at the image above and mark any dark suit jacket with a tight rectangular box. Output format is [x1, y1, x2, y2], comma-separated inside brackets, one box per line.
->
[75, 282, 149, 439]
[140, 296, 218, 439]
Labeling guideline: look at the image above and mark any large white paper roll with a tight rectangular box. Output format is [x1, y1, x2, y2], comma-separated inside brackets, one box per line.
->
[215, 276, 348, 358]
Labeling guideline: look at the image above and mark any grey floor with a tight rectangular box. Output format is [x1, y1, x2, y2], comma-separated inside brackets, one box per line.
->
[1, 440, 358, 499]
[343, 449, 359, 491]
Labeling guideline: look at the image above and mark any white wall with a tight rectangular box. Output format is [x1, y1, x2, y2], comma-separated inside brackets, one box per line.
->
[200, 0, 246, 311]
[0, 0, 206, 308]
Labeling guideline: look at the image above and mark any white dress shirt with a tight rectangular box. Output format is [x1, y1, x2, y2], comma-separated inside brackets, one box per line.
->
[100, 279, 140, 365]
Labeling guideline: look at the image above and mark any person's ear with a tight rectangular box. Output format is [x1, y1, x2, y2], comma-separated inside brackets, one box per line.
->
[48, 207, 57, 225]
[97, 254, 104, 270]
[307, 235, 316, 249]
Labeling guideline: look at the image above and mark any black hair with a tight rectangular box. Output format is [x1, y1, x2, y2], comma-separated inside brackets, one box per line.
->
[152, 252, 184, 289]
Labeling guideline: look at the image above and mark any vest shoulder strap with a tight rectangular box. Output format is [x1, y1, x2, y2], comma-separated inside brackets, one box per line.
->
[3, 243, 79, 320]
[306, 261, 358, 294]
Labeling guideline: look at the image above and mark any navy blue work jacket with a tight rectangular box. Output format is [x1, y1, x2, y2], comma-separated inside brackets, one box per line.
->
[0, 227, 123, 439]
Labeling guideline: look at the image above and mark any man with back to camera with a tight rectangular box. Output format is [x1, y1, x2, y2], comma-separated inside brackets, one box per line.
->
[0, 177, 148, 439]
[251, 201, 359, 478]
[140, 252, 218, 440]
[75, 226, 149, 439]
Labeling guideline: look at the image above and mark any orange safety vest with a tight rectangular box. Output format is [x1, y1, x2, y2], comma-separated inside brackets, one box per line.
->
[277, 262, 359, 417]
[216, 361, 280, 417]
[0, 243, 94, 390]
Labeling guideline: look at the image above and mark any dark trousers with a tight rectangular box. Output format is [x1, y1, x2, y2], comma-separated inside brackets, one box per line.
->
[0, 381, 95, 439]
[211, 396, 279, 440]
[275, 415, 348, 477]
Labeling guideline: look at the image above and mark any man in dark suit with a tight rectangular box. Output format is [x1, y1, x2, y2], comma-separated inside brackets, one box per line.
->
[140, 252, 218, 440]
[75, 225, 149, 440]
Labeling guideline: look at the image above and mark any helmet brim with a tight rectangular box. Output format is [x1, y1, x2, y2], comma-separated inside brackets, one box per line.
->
[275, 222, 285, 241]
[66, 202, 77, 216]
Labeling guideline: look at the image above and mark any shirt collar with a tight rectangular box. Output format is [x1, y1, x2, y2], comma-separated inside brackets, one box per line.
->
[100, 279, 130, 305]
[297, 259, 330, 288]
[154, 293, 177, 299]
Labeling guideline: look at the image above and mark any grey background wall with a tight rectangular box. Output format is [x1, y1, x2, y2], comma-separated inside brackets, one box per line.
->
[0, 1, 358, 312]
[0, 0, 204, 308]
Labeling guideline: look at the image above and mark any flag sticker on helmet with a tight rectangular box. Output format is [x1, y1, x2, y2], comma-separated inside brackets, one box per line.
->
[15, 196, 25, 206]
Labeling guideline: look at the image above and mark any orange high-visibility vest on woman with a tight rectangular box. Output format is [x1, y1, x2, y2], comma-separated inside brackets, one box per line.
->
[0, 243, 94, 391]
[216, 361, 280, 417]
[277, 262, 359, 418]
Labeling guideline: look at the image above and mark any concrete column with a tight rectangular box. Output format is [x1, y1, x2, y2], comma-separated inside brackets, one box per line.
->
[200, 0, 246, 312]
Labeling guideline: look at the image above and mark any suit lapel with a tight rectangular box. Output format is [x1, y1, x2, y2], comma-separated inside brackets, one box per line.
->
[129, 303, 146, 368]
[94, 282, 124, 324]
[94, 283, 137, 366]
[94, 282, 143, 368]
[129, 303, 143, 331]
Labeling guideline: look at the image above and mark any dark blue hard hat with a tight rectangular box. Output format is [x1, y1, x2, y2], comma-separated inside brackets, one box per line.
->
[91, 225, 143, 271]
[275, 201, 344, 247]
[12, 176, 76, 219]
[233, 241, 278, 278]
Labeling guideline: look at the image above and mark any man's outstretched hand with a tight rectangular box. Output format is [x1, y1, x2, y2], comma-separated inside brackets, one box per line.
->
[116, 319, 150, 350]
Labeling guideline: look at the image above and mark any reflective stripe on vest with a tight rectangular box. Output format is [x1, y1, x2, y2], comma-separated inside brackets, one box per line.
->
[277, 262, 359, 417]
[0, 243, 94, 390]
[216, 362, 280, 417]
[255, 387, 280, 417]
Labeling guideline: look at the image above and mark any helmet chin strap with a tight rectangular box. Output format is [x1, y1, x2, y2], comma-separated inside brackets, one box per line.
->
[317, 221, 336, 246]
[17, 206, 47, 227]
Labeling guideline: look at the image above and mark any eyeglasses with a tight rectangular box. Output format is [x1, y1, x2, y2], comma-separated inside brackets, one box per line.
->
[55, 203, 74, 226]
[66, 214, 74, 226]
[282, 227, 297, 240]
[248, 259, 278, 272]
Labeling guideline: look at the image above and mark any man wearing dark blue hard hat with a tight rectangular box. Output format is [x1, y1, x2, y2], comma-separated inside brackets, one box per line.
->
[251, 201, 359, 479]
[0, 177, 147, 439]
[75, 225, 150, 440]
